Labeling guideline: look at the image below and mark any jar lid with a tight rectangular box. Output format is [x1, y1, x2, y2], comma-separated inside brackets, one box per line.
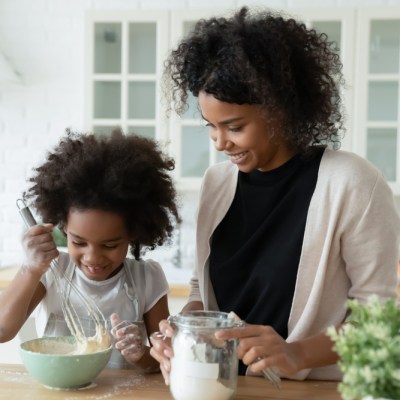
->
[168, 311, 237, 330]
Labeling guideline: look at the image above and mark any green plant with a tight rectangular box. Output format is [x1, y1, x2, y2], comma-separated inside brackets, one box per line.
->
[328, 296, 400, 400]
[52, 226, 67, 247]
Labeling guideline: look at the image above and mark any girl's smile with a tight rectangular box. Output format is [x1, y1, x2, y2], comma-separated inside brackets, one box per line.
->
[64, 208, 131, 281]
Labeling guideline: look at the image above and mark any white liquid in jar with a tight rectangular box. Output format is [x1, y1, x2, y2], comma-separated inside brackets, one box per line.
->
[170, 358, 234, 400]
[170, 375, 234, 400]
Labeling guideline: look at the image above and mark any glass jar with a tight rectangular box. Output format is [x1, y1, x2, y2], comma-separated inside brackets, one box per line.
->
[168, 311, 240, 400]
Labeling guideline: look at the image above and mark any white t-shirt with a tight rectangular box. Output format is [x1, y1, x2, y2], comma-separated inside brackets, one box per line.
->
[35, 251, 169, 368]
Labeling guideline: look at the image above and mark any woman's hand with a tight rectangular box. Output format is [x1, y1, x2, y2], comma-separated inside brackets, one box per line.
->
[215, 321, 302, 376]
[149, 319, 174, 385]
[110, 313, 146, 364]
[21, 224, 58, 276]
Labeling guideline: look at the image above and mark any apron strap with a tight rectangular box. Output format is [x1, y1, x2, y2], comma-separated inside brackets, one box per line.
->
[124, 260, 141, 320]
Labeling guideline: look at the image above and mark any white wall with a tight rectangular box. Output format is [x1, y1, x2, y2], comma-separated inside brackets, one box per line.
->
[1, 0, 400, 268]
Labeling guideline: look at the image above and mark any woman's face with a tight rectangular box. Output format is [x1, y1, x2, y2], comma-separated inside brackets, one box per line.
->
[64, 208, 131, 281]
[198, 91, 295, 172]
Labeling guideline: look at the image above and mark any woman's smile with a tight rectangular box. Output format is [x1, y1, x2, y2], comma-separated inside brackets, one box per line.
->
[199, 91, 295, 172]
[227, 151, 249, 164]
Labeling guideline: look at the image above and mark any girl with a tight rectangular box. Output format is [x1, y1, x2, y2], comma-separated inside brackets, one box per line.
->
[0, 129, 180, 370]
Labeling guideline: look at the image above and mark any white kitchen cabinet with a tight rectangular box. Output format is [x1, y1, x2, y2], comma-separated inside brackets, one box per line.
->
[84, 8, 356, 191]
[354, 8, 400, 194]
[85, 11, 169, 144]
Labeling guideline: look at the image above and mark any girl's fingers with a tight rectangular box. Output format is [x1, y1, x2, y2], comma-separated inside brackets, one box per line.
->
[110, 314, 122, 336]
[115, 334, 142, 348]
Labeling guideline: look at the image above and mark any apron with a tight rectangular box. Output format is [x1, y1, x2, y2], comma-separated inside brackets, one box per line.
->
[43, 260, 142, 368]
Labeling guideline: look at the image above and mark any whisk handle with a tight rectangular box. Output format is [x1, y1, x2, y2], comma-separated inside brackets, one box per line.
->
[17, 199, 37, 228]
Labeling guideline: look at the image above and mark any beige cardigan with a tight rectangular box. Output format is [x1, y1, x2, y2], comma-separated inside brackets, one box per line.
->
[188, 149, 400, 380]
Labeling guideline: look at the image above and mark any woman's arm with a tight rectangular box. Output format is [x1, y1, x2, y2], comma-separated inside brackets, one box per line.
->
[181, 300, 204, 313]
[215, 322, 341, 376]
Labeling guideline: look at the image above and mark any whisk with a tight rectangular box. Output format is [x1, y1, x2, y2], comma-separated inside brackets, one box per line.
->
[17, 199, 108, 342]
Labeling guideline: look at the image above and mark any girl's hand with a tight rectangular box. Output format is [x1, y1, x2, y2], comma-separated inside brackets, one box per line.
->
[21, 224, 58, 276]
[110, 313, 146, 364]
[215, 321, 302, 376]
[149, 319, 174, 385]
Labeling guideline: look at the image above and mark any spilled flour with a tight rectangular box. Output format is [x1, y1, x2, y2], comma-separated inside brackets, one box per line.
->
[0, 367, 157, 399]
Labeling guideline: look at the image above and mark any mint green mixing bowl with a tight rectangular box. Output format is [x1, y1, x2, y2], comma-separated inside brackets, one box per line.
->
[20, 336, 112, 389]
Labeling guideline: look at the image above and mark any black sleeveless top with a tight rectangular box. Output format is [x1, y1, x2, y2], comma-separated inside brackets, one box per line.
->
[209, 148, 324, 375]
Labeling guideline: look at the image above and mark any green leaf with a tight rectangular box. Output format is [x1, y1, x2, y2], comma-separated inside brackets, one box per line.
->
[327, 296, 400, 400]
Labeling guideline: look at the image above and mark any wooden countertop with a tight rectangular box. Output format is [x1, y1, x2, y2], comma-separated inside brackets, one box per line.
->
[0, 265, 190, 298]
[0, 364, 342, 399]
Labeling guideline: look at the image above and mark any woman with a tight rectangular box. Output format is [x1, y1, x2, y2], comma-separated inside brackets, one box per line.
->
[150, 6, 400, 383]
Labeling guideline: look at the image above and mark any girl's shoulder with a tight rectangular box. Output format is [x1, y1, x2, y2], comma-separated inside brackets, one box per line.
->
[125, 258, 165, 277]
[124, 258, 168, 292]
[125, 257, 161, 268]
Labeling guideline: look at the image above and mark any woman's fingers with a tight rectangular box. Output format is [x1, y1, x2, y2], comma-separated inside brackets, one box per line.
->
[148, 319, 176, 385]
[150, 331, 173, 358]
[159, 319, 174, 337]
[149, 342, 171, 385]
[160, 362, 171, 385]
[149, 330, 173, 385]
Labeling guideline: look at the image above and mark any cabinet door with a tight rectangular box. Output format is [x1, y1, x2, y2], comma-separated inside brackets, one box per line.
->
[170, 8, 355, 190]
[169, 10, 228, 190]
[85, 11, 169, 143]
[355, 8, 400, 194]
[292, 8, 356, 152]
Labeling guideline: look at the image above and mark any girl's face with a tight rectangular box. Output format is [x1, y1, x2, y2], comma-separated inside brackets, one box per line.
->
[63, 208, 131, 281]
[198, 91, 295, 172]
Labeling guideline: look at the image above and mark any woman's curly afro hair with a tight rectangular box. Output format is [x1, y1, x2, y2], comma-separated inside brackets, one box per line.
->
[163, 6, 345, 153]
[23, 128, 181, 259]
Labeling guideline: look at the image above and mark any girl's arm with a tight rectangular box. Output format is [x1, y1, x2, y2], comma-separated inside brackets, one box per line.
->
[0, 224, 56, 342]
[140, 294, 170, 371]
